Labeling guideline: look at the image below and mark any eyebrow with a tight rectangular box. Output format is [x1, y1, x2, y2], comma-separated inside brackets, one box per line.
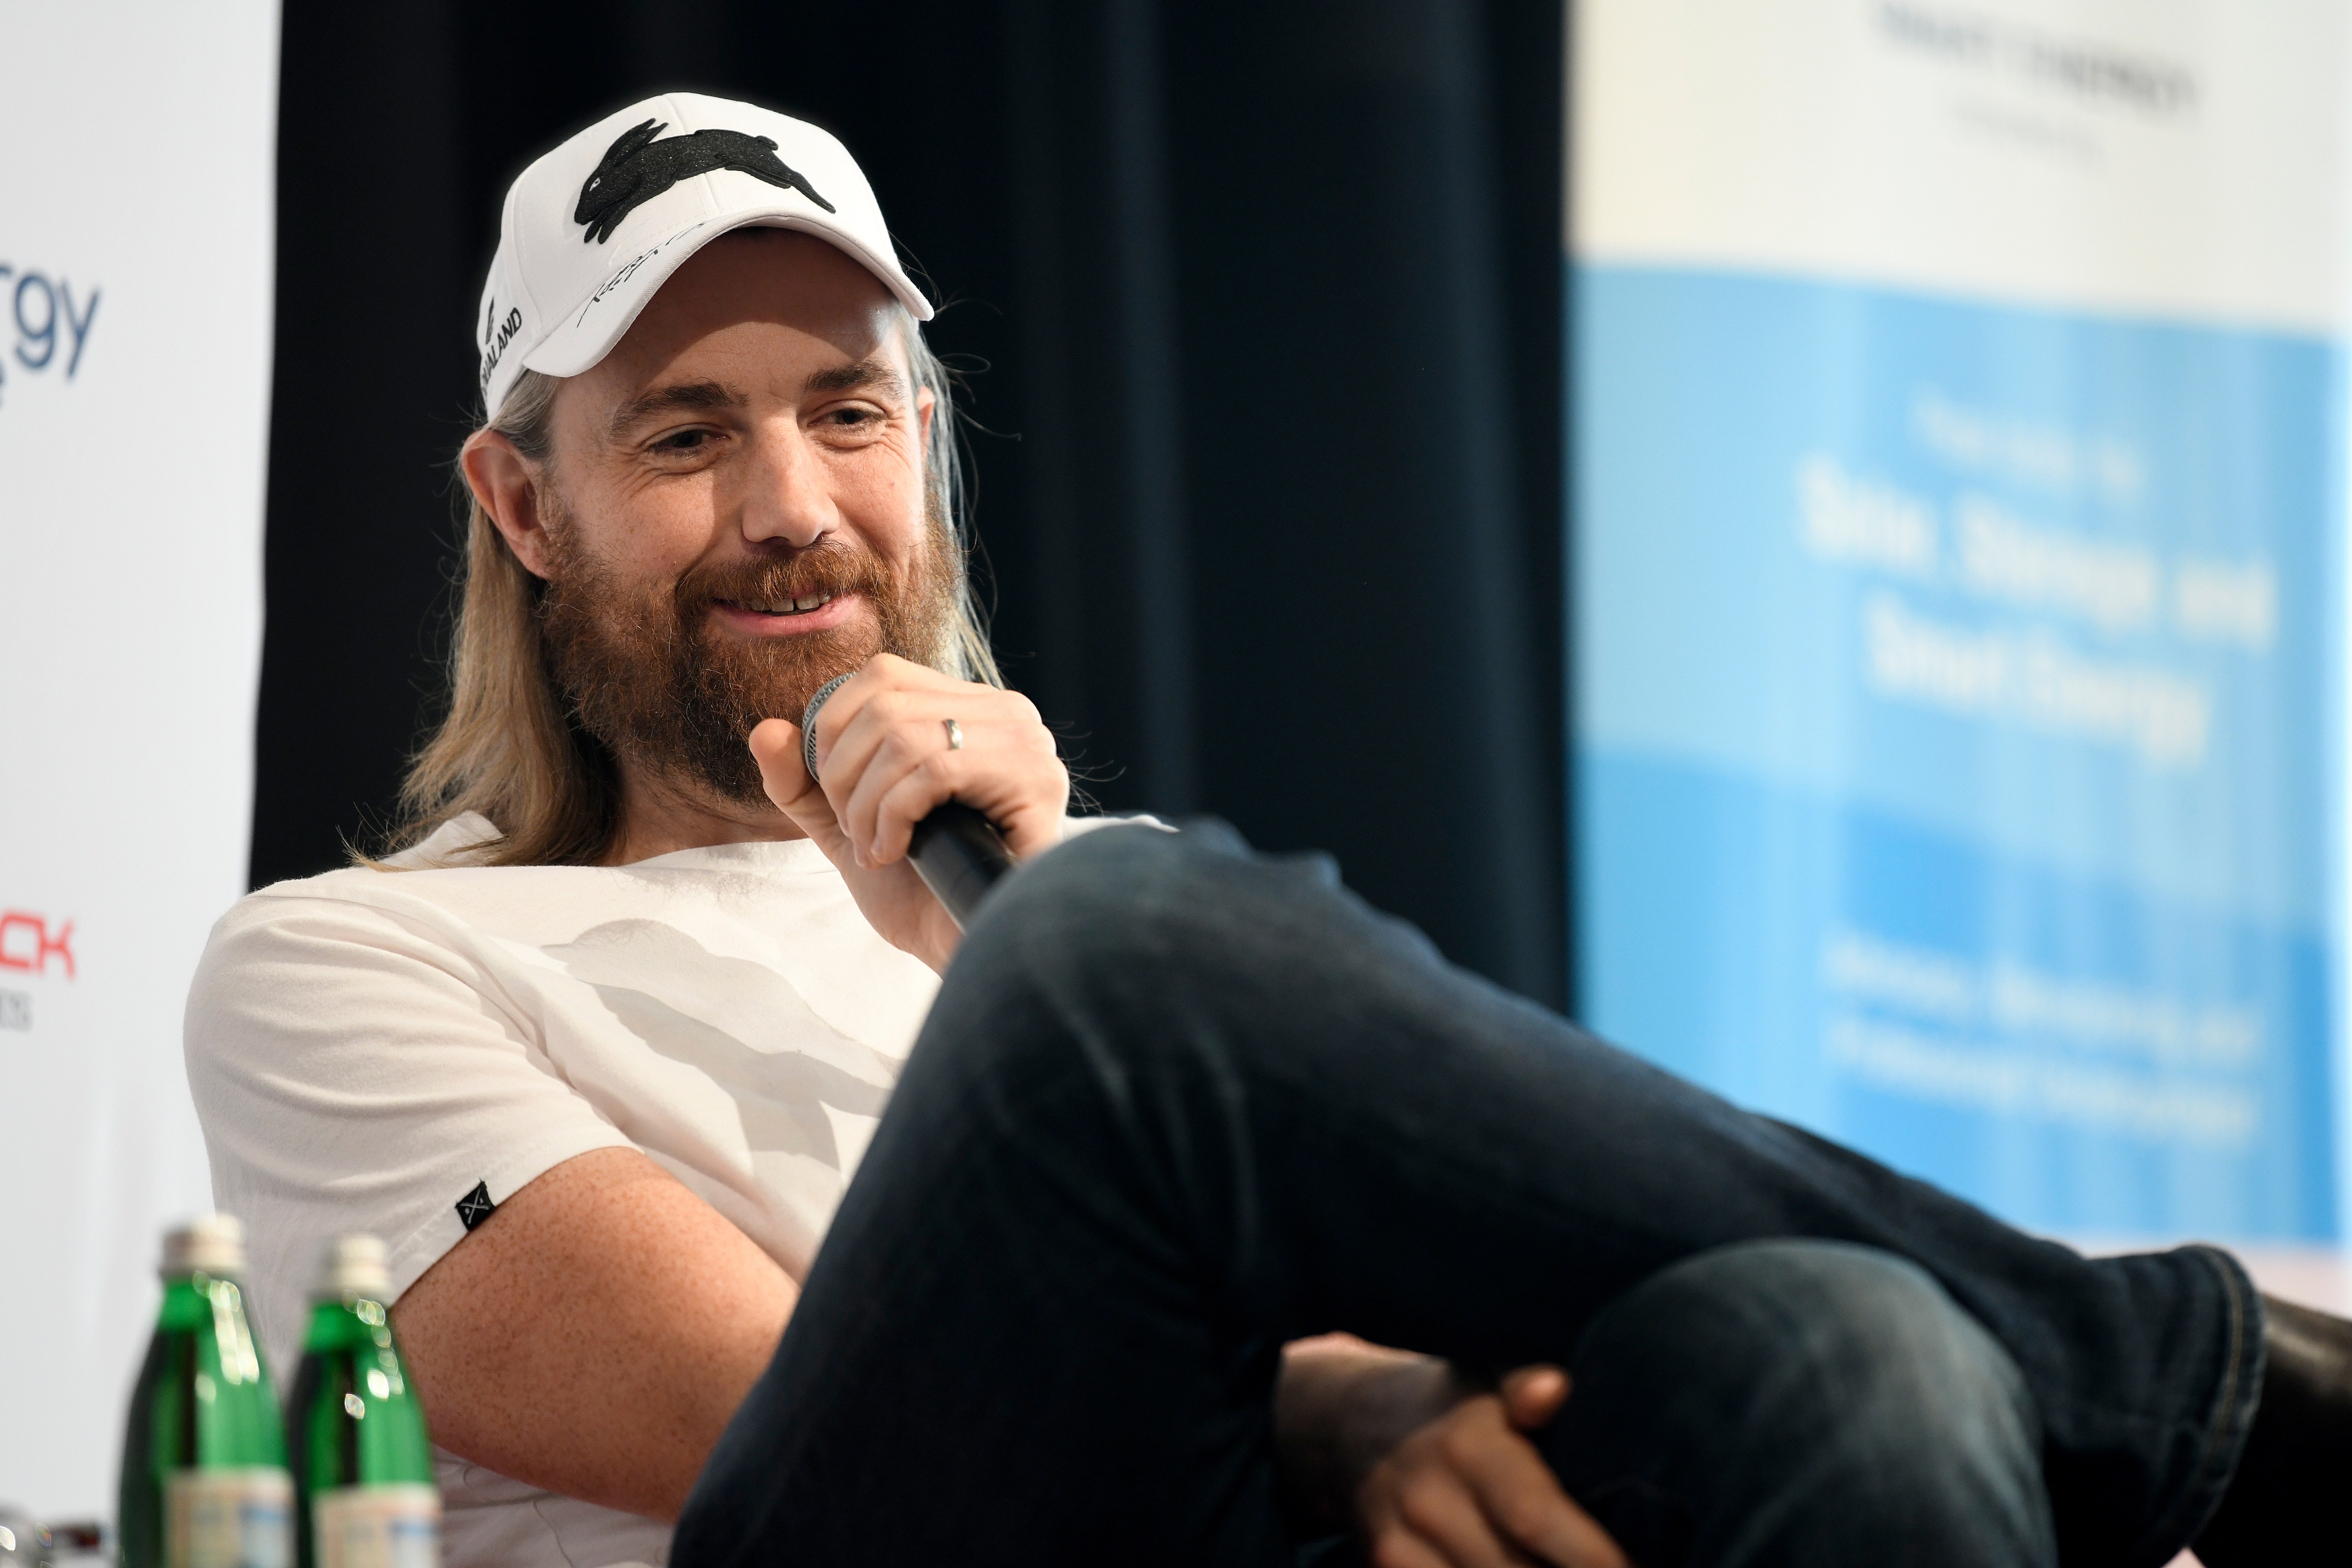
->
[604, 358, 907, 442]
[803, 357, 905, 398]
[607, 380, 740, 441]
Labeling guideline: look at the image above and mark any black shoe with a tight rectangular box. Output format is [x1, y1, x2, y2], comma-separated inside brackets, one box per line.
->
[2192, 1295, 2352, 1566]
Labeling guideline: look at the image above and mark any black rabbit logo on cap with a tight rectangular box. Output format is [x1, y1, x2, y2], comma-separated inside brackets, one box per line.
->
[575, 118, 836, 244]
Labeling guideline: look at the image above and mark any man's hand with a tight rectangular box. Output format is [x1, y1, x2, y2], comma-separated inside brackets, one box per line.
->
[748, 654, 1067, 971]
[1278, 1341, 1628, 1568]
[1357, 1367, 1628, 1568]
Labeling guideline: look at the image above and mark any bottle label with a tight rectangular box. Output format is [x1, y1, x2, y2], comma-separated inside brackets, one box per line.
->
[312, 1484, 440, 1568]
[166, 1467, 293, 1568]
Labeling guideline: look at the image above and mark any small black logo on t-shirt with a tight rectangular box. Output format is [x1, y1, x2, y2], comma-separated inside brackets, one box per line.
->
[456, 1180, 498, 1231]
[575, 119, 837, 244]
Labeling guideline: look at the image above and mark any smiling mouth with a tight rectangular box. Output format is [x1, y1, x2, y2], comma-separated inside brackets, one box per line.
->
[720, 592, 839, 617]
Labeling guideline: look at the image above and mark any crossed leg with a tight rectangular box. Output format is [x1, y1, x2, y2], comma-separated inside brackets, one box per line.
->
[673, 823, 2257, 1568]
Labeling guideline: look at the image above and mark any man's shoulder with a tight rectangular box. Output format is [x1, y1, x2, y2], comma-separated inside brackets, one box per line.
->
[208, 813, 857, 970]
[229, 813, 500, 908]
[189, 818, 661, 1042]
[204, 815, 591, 978]
[375, 811, 508, 870]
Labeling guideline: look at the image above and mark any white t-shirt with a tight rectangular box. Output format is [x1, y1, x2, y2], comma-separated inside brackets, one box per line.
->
[184, 812, 1009, 1568]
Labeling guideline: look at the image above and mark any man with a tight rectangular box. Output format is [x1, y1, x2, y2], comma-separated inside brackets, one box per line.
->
[187, 94, 2341, 1568]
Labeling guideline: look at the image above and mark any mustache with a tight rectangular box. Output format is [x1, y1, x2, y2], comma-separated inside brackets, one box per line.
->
[673, 540, 891, 617]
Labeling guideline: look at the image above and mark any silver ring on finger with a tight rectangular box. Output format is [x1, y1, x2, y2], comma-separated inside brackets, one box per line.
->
[943, 718, 964, 751]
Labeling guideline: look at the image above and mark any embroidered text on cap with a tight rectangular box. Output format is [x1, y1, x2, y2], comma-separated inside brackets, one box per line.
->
[574, 119, 836, 244]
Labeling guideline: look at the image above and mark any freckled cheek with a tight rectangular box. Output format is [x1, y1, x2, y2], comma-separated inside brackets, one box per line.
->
[584, 480, 722, 579]
[833, 470, 929, 564]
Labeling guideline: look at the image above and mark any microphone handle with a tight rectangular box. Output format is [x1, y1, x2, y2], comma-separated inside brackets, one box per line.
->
[908, 801, 1017, 930]
[801, 674, 1016, 930]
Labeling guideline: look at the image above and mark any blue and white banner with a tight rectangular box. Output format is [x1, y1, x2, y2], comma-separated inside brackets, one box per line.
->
[0, 0, 278, 1518]
[1573, 0, 2352, 1238]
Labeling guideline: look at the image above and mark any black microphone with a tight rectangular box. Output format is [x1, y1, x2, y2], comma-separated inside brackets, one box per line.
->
[800, 674, 1017, 929]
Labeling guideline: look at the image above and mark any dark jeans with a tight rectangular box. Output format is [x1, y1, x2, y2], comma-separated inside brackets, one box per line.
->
[672, 823, 2264, 1568]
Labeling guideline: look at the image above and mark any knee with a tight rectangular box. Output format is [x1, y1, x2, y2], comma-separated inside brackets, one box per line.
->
[912, 823, 1246, 1073]
[965, 821, 1202, 966]
[1553, 1241, 2053, 1562]
[948, 820, 1343, 1011]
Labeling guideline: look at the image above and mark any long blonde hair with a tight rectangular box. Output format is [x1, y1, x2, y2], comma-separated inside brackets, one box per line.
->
[381, 307, 999, 868]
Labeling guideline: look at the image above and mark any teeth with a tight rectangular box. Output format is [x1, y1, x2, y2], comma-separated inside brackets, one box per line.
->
[745, 593, 833, 615]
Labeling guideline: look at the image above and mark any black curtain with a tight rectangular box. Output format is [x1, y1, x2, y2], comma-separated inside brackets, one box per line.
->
[255, 0, 1568, 1010]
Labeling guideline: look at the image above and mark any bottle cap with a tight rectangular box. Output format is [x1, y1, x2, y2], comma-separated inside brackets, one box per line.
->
[160, 1214, 246, 1278]
[314, 1233, 391, 1302]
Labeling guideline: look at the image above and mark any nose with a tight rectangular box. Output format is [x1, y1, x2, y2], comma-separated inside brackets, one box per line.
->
[739, 418, 835, 549]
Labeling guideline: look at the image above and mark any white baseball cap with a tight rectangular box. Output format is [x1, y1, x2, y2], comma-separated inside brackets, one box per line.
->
[474, 91, 933, 419]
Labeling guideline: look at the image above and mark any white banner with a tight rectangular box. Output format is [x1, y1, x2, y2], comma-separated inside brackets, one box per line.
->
[1572, 0, 2352, 1240]
[1577, 0, 2351, 331]
[0, 0, 279, 1520]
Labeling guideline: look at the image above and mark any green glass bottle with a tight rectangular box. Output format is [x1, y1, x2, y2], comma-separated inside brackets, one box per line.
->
[118, 1214, 294, 1568]
[286, 1236, 437, 1568]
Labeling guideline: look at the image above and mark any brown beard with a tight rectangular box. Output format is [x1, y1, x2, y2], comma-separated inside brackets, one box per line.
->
[538, 496, 956, 806]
